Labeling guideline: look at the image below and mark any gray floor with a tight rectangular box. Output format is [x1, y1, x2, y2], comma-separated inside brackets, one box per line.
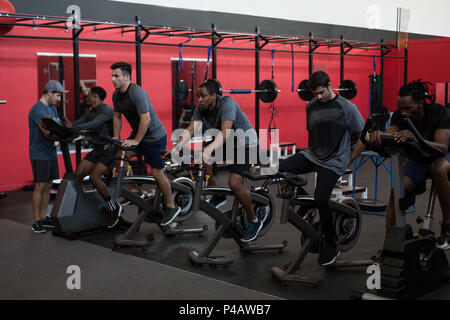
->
[0, 219, 282, 300]
[1, 162, 449, 300]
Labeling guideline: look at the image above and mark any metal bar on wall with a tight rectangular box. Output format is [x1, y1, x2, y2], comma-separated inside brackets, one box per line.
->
[404, 47, 408, 85]
[255, 27, 260, 136]
[212, 23, 217, 79]
[135, 16, 145, 175]
[340, 35, 345, 85]
[135, 16, 142, 86]
[57, 56, 65, 121]
[73, 27, 82, 166]
[309, 32, 313, 75]
[380, 39, 385, 106]
[445, 83, 448, 106]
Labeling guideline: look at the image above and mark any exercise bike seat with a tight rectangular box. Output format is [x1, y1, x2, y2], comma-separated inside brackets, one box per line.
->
[243, 171, 307, 187]
[242, 171, 271, 181]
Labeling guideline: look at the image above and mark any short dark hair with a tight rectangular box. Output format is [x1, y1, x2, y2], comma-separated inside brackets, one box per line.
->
[90, 86, 107, 101]
[199, 79, 220, 96]
[308, 71, 331, 90]
[398, 79, 435, 104]
[110, 62, 132, 79]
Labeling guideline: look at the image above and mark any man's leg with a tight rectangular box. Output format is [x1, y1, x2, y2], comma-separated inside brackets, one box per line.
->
[74, 159, 96, 185]
[385, 176, 416, 239]
[431, 157, 450, 226]
[386, 159, 428, 239]
[152, 168, 175, 209]
[142, 136, 180, 226]
[229, 172, 256, 221]
[431, 156, 450, 249]
[89, 161, 122, 228]
[314, 166, 340, 245]
[314, 165, 361, 265]
[279, 152, 315, 175]
[89, 162, 112, 200]
[31, 159, 58, 232]
[39, 181, 53, 220]
[32, 182, 48, 222]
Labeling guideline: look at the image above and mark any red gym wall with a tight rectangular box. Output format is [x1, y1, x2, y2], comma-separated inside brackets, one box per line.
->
[384, 38, 450, 112]
[0, 19, 448, 191]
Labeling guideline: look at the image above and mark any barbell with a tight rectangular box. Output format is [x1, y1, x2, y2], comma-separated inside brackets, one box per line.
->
[174, 79, 280, 103]
[174, 78, 358, 103]
[297, 79, 358, 101]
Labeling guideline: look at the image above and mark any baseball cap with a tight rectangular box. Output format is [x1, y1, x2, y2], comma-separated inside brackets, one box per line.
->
[44, 80, 69, 93]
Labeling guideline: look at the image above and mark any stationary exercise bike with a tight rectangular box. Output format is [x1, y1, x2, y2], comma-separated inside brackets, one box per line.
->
[166, 151, 288, 268]
[41, 116, 131, 239]
[107, 147, 208, 249]
[352, 117, 450, 300]
[243, 169, 373, 286]
[41, 117, 206, 244]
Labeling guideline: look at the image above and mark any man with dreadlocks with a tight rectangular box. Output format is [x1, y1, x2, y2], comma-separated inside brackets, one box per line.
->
[352, 79, 450, 250]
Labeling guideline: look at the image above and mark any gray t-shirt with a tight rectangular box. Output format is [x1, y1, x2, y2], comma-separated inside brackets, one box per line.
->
[301, 95, 364, 175]
[72, 102, 113, 138]
[28, 101, 59, 160]
[113, 83, 166, 142]
[191, 95, 258, 148]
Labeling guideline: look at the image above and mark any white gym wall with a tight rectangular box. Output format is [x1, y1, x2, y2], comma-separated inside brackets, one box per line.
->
[111, 0, 450, 37]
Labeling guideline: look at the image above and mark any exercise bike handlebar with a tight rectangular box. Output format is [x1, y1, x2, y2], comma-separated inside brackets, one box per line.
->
[403, 118, 444, 157]
[162, 149, 205, 171]
[99, 136, 136, 152]
[40, 116, 136, 151]
[360, 116, 444, 163]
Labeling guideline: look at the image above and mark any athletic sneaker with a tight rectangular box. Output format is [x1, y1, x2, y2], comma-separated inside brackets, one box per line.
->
[318, 241, 340, 266]
[40, 216, 54, 229]
[160, 205, 181, 226]
[241, 220, 263, 242]
[256, 205, 269, 224]
[31, 221, 46, 234]
[107, 205, 123, 229]
[437, 224, 450, 250]
[207, 194, 227, 209]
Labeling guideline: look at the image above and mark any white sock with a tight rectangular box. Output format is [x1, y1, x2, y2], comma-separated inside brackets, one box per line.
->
[252, 218, 258, 223]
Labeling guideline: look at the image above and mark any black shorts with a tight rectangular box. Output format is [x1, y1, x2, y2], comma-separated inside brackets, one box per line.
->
[84, 146, 117, 171]
[404, 152, 450, 194]
[128, 134, 167, 170]
[223, 146, 257, 177]
[31, 159, 59, 183]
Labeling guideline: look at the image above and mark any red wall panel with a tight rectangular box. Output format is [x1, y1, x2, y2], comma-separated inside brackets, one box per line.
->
[384, 38, 450, 112]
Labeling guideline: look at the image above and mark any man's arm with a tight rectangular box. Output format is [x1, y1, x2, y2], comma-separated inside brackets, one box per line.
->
[124, 112, 150, 146]
[38, 122, 53, 140]
[349, 124, 401, 165]
[175, 120, 196, 149]
[204, 120, 234, 157]
[162, 120, 199, 159]
[113, 111, 122, 139]
[72, 107, 113, 131]
[430, 129, 450, 154]
[349, 133, 365, 165]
